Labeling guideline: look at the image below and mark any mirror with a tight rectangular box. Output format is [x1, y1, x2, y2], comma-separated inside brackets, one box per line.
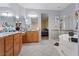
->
[25, 14, 39, 31]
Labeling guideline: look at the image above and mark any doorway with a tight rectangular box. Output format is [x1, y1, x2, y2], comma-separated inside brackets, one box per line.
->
[41, 13, 49, 40]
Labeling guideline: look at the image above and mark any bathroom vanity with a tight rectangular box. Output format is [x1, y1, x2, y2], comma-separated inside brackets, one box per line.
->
[0, 32, 22, 56]
[22, 31, 39, 43]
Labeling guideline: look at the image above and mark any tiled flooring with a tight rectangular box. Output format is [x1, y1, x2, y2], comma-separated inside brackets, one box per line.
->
[19, 40, 60, 56]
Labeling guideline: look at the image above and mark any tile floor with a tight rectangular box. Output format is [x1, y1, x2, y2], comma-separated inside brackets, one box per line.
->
[19, 40, 60, 56]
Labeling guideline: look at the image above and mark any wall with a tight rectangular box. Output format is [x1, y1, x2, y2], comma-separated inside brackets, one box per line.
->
[41, 19, 48, 29]
[59, 4, 76, 30]
[9, 3, 25, 16]
[41, 14, 48, 29]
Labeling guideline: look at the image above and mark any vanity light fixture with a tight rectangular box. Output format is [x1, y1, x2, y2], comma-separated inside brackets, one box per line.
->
[1, 13, 13, 17]
[16, 15, 19, 19]
[1, 13, 8, 16]
[25, 19, 29, 24]
[28, 14, 38, 18]
[8, 13, 13, 17]
[25, 19, 28, 22]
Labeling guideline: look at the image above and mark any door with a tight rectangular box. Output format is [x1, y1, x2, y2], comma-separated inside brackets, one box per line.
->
[32, 32, 39, 42]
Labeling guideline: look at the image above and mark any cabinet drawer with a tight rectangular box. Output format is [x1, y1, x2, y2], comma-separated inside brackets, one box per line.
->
[26, 32, 33, 42]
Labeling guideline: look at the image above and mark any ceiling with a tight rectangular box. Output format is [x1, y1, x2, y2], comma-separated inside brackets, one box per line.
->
[0, 3, 10, 7]
[19, 3, 71, 10]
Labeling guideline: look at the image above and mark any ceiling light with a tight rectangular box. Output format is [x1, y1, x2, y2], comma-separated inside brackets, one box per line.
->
[1, 13, 8, 16]
[25, 19, 28, 24]
[28, 14, 38, 18]
[25, 19, 28, 22]
[58, 6, 61, 8]
[16, 15, 19, 19]
[1, 13, 13, 17]
[8, 13, 13, 17]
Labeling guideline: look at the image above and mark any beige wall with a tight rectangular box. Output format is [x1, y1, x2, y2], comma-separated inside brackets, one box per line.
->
[41, 16, 48, 29]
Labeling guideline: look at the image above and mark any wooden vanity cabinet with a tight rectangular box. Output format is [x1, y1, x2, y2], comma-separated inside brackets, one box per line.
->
[0, 33, 22, 56]
[22, 33, 27, 43]
[19, 34, 22, 50]
[14, 33, 20, 56]
[31, 32, 39, 42]
[26, 32, 33, 42]
[14, 33, 22, 56]
[22, 31, 39, 43]
[0, 38, 4, 56]
[4, 35, 13, 56]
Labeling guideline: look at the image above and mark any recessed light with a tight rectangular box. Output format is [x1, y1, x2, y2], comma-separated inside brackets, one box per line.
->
[58, 6, 61, 8]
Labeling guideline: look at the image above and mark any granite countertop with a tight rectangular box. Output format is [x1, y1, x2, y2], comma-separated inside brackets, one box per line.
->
[0, 31, 38, 38]
[0, 31, 22, 38]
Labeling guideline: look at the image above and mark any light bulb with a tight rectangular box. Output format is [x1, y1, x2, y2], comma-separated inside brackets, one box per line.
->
[16, 15, 19, 19]
[1, 13, 8, 16]
[28, 14, 38, 17]
[8, 13, 13, 17]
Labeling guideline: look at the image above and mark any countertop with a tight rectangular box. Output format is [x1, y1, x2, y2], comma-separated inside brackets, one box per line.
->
[0, 31, 38, 38]
[0, 31, 22, 38]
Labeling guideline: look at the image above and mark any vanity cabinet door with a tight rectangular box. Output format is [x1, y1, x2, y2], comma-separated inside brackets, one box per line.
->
[26, 32, 33, 42]
[14, 33, 22, 56]
[22, 33, 27, 43]
[0, 38, 4, 56]
[19, 34, 22, 50]
[14, 34, 20, 56]
[23, 32, 39, 43]
[5, 48, 13, 56]
[4, 35, 13, 56]
[32, 32, 39, 42]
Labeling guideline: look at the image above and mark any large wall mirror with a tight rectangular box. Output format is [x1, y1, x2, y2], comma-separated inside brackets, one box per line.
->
[25, 14, 39, 31]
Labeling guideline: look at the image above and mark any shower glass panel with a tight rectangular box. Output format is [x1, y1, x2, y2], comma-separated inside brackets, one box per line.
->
[58, 13, 78, 56]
